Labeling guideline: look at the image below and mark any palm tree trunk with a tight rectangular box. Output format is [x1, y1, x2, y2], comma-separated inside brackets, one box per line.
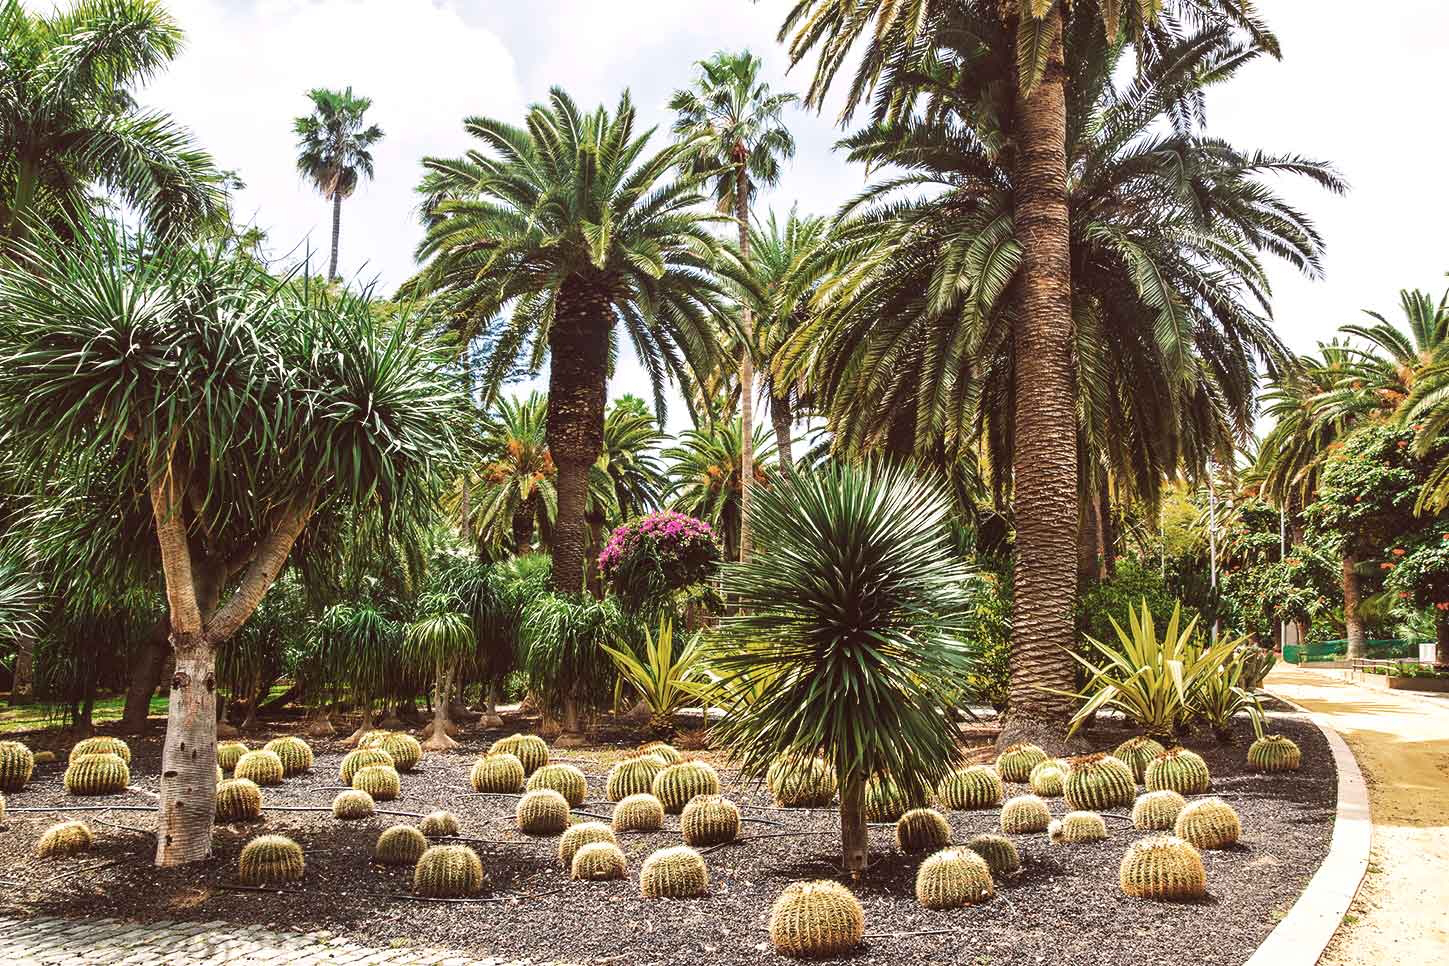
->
[736, 165, 755, 562]
[328, 193, 342, 281]
[839, 772, 867, 879]
[1343, 553, 1366, 659]
[8, 629, 35, 705]
[772, 394, 793, 472]
[120, 619, 169, 734]
[1002, 8, 1080, 746]
[512, 492, 536, 556]
[422, 659, 459, 751]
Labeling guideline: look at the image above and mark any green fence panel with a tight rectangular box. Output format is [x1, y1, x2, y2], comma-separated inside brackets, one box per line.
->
[1283, 639, 1420, 663]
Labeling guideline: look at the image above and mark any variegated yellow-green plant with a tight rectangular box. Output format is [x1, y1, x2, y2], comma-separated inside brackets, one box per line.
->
[601, 617, 707, 738]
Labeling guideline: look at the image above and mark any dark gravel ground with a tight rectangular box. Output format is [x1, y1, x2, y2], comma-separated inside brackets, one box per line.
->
[0, 704, 1335, 966]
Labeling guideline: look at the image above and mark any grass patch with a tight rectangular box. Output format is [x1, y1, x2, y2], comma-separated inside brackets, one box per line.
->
[0, 694, 170, 735]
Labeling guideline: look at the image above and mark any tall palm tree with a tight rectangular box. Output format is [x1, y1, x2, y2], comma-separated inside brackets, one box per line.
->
[406, 89, 744, 615]
[665, 417, 778, 562]
[670, 51, 796, 560]
[294, 86, 383, 280]
[461, 392, 555, 558]
[0, 0, 224, 245]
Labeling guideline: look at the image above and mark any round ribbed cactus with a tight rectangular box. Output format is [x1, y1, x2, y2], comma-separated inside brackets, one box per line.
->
[375, 825, 428, 866]
[915, 848, 995, 909]
[234, 750, 285, 787]
[516, 789, 570, 835]
[489, 734, 548, 775]
[681, 795, 740, 846]
[419, 810, 460, 838]
[766, 756, 837, 808]
[612, 793, 665, 833]
[1131, 790, 1187, 831]
[558, 821, 617, 866]
[866, 775, 926, 823]
[995, 743, 1049, 783]
[769, 880, 866, 958]
[640, 845, 709, 898]
[1113, 736, 1168, 783]
[238, 835, 305, 885]
[1145, 749, 1211, 795]
[896, 808, 952, 854]
[413, 844, 483, 897]
[33, 750, 56, 766]
[0, 741, 34, 792]
[216, 778, 263, 822]
[262, 737, 314, 776]
[63, 753, 129, 795]
[1174, 797, 1241, 850]
[571, 841, 627, 881]
[965, 833, 1021, 877]
[1000, 794, 1052, 834]
[606, 756, 664, 802]
[69, 736, 131, 765]
[1048, 811, 1108, 844]
[1064, 754, 1136, 810]
[352, 764, 401, 801]
[360, 731, 422, 772]
[1120, 835, 1207, 900]
[526, 763, 588, 806]
[469, 752, 525, 793]
[1248, 734, 1302, 773]
[937, 765, 1003, 810]
[332, 789, 376, 820]
[217, 740, 249, 772]
[639, 741, 683, 765]
[651, 759, 720, 814]
[339, 748, 394, 784]
[1029, 759, 1068, 797]
[36, 820, 93, 858]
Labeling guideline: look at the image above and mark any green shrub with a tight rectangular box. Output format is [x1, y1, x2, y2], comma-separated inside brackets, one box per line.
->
[766, 756, 836, 808]
[995, 744, 1048, 783]
[1175, 797, 1240, 849]
[1063, 754, 1135, 810]
[1112, 737, 1166, 783]
[516, 789, 570, 835]
[526, 763, 588, 807]
[937, 765, 1003, 810]
[639, 845, 708, 898]
[352, 764, 401, 801]
[217, 741, 249, 772]
[263, 737, 315, 776]
[612, 793, 665, 832]
[375, 825, 428, 866]
[964, 833, 1020, 876]
[216, 778, 263, 822]
[1120, 835, 1206, 900]
[1131, 790, 1187, 831]
[413, 844, 483, 897]
[915, 848, 994, 909]
[0, 741, 34, 791]
[238, 835, 304, 885]
[1000, 795, 1051, 834]
[571, 841, 627, 881]
[1248, 734, 1302, 772]
[1048, 811, 1108, 844]
[470, 753, 525, 793]
[769, 880, 866, 957]
[1144, 749, 1210, 795]
[681, 795, 740, 846]
[1079, 559, 1190, 650]
[651, 760, 720, 814]
[333, 789, 376, 820]
[605, 756, 664, 802]
[419, 811, 460, 838]
[234, 750, 284, 787]
[895, 808, 951, 854]
[63, 753, 129, 795]
[36, 820, 93, 857]
[339, 748, 394, 784]
[68, 736, 131, 765]
[558, 821, 617, 867]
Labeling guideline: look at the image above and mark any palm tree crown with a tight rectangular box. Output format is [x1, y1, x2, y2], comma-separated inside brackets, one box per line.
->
[293, 85, 383, 279]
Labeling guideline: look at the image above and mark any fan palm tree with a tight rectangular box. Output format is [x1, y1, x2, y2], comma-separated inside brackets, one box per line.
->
[294, 86, 383, 280]
[0, 0, 224, 245]
[670, 51, 797, 560]
[406, 88, 745, 608]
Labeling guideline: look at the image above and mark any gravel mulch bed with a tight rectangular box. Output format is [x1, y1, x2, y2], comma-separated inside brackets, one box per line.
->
[0, 705, 1335, 965]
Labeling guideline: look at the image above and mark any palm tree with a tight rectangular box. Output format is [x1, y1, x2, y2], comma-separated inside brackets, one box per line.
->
[463, 392, 555, 557]
[670, 51, 796, 560]
[665, 418, 778, 562]
[294, 86, 383, 280]
[406, 88, 744, 613]
[0, 0, 224, 245]
[600, 396, 670, 521]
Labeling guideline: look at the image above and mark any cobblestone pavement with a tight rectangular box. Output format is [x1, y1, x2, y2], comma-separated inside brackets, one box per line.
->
[0, 915, 531, 965]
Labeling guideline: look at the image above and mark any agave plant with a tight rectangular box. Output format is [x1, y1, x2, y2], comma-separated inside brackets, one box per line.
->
[601, 617, 707, 738]
[1195, 650, 1267, 743]
[708, 461, 974, 876]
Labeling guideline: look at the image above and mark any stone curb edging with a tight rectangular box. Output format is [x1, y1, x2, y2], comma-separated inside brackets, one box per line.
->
[1242, 690, 1372, 966]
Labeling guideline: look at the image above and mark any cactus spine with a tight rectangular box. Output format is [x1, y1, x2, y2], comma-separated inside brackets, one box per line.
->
[1063, 754, 1136, 810]
[651, 760, 720, 814]
[640, 846, 709, 898]
[606, 756, 665, 802]
[526, 763, 588, 806]
[895, 808, 952, 854]
[769, 880, 866, 958]
[470, 752, 525, 793]
[865, 775, 926, 823]
[238, 835, 305, 885]
[516, 789, 570, 835]
[413, 844, 484, 897]
[1174, 797, 1241, 849]
[1048, 811, 1108, 844]
[234, 750, 285, 787]
[766, 756, 837, 808]
[995, 743, 1049, 783]
[571, 841, 628, 881]
[332, 789, 376, 820]
[262, 737, 314, 776]
[419, 810, 460, 838]
[339, 748, 394, 784]
[612, 793, 665, 833]
[217, 740, 249, 772]
[558, 821, 617, 867]
[36, 820, 93, 857]
[915, 848, 995, 909]
[1132, 790, 1187, 831]
[216, 778, 263, 822]
[360, 731, 422, 771]
[352, 764, 401, 801]
[1029, 759, 1068, 797]
[0, 741, 34, 792]
[1248, 734, 1302, 772]
[938, 765, 1004, 810]
[1144, 748, 1211, 795]
[489, 733, 548, 775]
[1000, 794, 1052, 834]
[1113, 736, 1167, 783]
[375, 825, 428, 865]
[1120, 835, 1207, 900]
[638, 741, 683, 765]
[63, 753, 129, 795]
[69, 736, 131, 765]
[681, 795, 741, 846]
[965, 833, 1021, 876]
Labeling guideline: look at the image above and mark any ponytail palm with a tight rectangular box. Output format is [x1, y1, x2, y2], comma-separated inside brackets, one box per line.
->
[407, 605, 474, 751]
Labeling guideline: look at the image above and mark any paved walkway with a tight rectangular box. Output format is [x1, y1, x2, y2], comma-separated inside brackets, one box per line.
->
[0, 915, 525, 965]
[1268, 663, 1449, 966]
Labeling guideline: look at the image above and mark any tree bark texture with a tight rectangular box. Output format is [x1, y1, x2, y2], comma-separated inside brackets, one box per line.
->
[328, 193, 342, 281]
[1342, 553, 1366, 659]
[839, 772, 867, 879]
[735, 164, 755, 562]
[9, 629, 35, 704]
[120, 619, 170, 734]
[1005, 8, 1079, 729]
[772, 394, 793, 472]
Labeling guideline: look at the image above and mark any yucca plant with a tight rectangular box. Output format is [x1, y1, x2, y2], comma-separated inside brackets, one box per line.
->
[601, 617, 706, 738]
[708, 461, 974, 877]
[1195, 649, 1267, 743]
[1064, 601, 1246, 742]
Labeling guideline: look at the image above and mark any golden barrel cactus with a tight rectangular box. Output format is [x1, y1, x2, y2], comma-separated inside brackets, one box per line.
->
[769, 880, 866, 958]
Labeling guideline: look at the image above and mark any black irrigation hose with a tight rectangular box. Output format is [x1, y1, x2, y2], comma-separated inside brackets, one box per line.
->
[697, 831, 835, 856]
[8, 805, 158, 813]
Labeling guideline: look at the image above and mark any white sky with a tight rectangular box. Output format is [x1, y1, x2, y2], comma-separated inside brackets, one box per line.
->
[130, 0, 1449, 433]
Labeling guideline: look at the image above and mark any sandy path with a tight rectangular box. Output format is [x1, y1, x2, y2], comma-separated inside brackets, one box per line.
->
[1267, 664, 1449, 965]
